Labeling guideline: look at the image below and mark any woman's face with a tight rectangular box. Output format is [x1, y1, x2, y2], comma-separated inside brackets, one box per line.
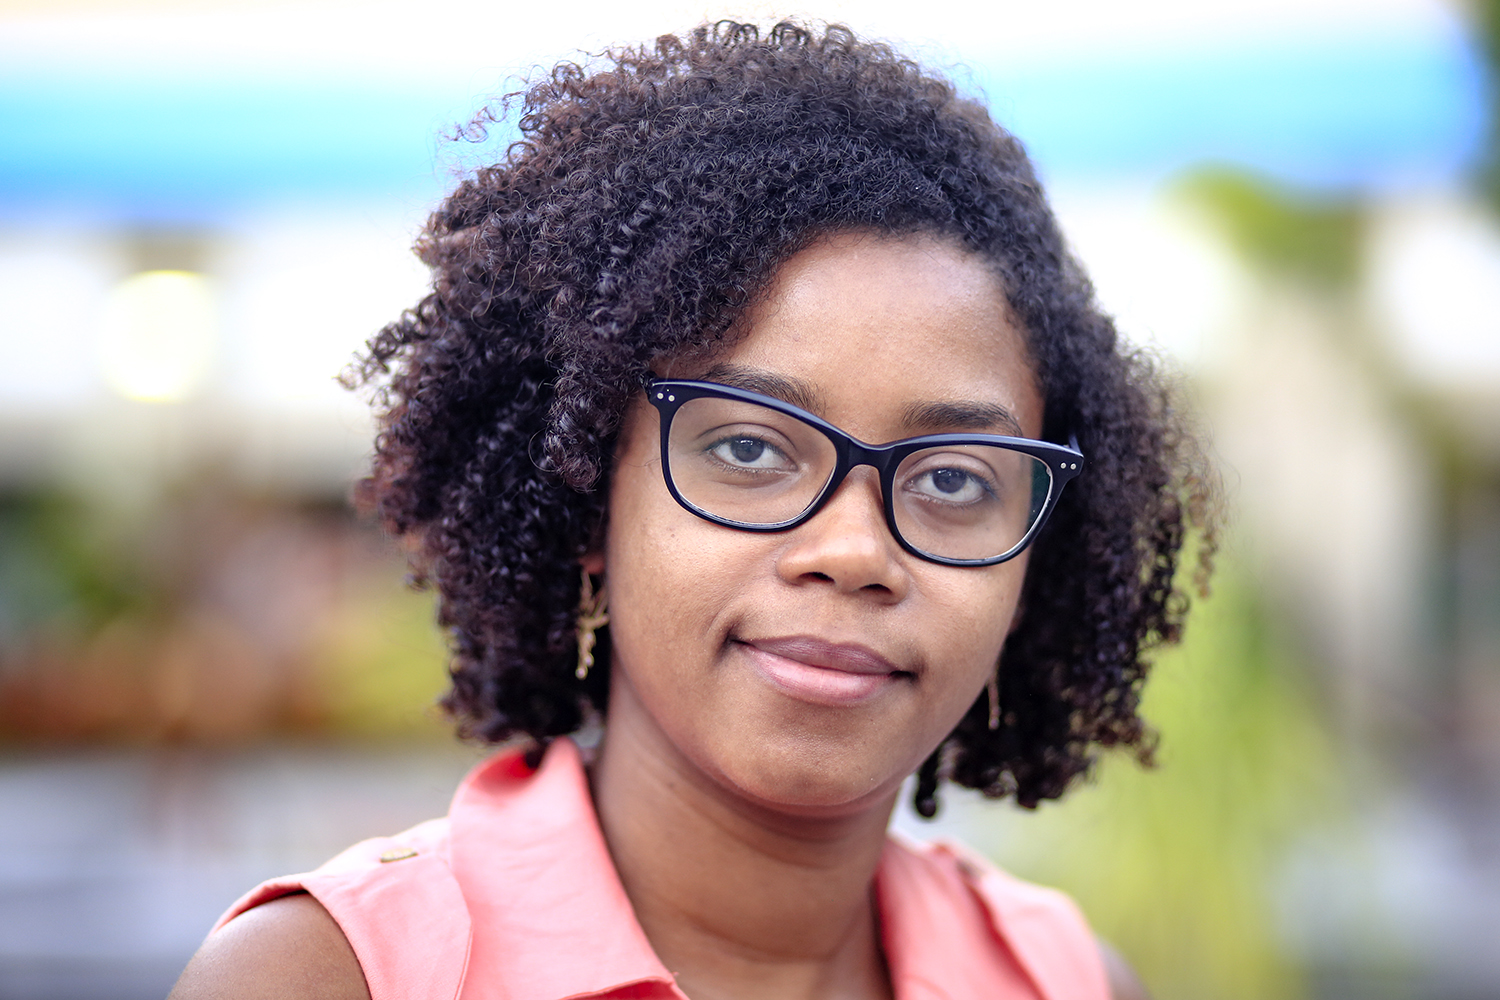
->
[596, 232, 1043, 817]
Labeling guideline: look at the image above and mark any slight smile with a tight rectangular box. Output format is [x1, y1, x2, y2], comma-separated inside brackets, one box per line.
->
[735, 636, 915, 707]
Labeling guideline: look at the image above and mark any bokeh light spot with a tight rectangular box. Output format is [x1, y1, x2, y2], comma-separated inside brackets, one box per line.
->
[97, 269, 217, 403]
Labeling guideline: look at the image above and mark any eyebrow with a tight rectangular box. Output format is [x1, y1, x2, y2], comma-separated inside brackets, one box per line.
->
[900, 400, 1024, 437]
[695, 363, 1025, 438]
[697, 364, 825, 414]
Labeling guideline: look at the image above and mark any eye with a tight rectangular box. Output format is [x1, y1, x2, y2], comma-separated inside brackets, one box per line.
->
[706, 434, 795, 471]
[903, 463, 995, 505]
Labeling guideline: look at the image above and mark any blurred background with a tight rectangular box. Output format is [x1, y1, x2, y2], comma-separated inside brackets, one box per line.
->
[1, 0, 1497, 997]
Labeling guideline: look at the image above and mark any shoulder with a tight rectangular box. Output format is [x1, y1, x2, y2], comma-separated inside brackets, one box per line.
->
[169, 893, 369, 1000]
[176, 819, 470, 1000]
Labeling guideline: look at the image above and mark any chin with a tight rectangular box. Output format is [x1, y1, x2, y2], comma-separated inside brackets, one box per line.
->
[711, 737, 911, 816]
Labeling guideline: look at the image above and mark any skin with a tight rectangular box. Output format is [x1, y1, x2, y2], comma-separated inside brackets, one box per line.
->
[170, 894, 370, 1000]
[587, 233, 1039, 1000]
[169, 233, 1148, 1000]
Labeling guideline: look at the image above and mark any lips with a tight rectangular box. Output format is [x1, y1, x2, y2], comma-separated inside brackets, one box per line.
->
[736, 635, 912, 706]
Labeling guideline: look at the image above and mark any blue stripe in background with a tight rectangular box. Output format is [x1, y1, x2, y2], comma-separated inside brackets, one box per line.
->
[0, 28, 1487, 222]
[975, 31, 1487, 188]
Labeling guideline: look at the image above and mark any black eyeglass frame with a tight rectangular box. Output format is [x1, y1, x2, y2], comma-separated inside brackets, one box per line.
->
[645, 378, 1085, 567]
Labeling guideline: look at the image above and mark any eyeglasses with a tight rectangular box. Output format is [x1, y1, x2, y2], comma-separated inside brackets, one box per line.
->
[645, 378, 1084, 567]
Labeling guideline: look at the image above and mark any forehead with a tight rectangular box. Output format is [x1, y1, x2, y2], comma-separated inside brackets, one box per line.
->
[683, 232, 1042, 437]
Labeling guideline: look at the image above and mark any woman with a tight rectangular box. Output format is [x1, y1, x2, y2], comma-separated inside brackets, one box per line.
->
[172, 21, 1214, 1000]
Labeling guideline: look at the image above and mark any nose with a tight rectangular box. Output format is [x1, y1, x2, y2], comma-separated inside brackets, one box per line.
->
[773, 467, 910, 600]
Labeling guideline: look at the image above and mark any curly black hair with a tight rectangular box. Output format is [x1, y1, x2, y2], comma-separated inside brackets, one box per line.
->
[350, 20, 1217, 813]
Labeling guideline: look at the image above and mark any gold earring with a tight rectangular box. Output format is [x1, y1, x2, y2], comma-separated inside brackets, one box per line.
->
[575, 571, 609, 680]
[987, 672, 1001, 731]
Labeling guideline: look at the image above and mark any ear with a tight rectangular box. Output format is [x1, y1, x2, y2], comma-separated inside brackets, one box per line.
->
[580, 505, 608, 577]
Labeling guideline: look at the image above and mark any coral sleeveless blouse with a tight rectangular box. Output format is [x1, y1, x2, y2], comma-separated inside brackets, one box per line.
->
[215, 739, 1109, 1000]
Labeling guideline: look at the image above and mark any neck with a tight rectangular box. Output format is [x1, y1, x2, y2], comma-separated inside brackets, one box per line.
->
[590, 676, 898, 1000]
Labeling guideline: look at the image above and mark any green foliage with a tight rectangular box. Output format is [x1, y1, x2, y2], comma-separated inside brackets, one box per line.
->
[1476, 0, 1500, 213]
[314, 576, 453, 740]
[973, 567, 1341, 1000]
[0, 492, 150, 644]
[1481, 0, 1500, 81]
[1173, 168, 1365, 292]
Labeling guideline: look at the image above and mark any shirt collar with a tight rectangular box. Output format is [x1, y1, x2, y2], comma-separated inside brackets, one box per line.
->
[448, 738, 682, 1000]
[878, 837, 1039, 999]
[446, 739, 1053, 1000]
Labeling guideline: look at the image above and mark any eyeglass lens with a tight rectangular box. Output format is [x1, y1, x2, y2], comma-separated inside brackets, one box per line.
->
[664, 395, 1052, 562]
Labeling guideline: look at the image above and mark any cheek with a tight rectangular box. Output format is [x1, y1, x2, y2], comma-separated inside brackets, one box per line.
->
[606, 462, 688, 651]
[994, 555, 1030, 646]
[601, 447, 742, 694]
[922, 555, 1028, 694]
